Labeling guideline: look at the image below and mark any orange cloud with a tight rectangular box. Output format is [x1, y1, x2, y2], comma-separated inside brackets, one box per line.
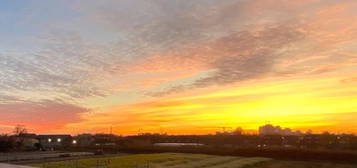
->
[65, 0, 357, 136]
[65, 74, 357, 135]
[0, 100, 88, 133]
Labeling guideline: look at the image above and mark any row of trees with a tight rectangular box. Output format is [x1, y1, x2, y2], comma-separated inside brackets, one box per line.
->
[0, 135, 15, 152]
[0, 125, 30, 152]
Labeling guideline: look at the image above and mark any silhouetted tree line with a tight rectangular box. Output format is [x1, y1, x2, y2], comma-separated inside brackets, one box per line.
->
[115, 133, 357, 163]
[118, 133, 357, 150]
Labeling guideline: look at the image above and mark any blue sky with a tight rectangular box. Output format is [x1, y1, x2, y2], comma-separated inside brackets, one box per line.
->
[0, 1, 79, 50]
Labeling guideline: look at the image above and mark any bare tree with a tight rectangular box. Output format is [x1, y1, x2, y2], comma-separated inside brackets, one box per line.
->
[12, 125, 28, 150]
[13, 125, 27, 136]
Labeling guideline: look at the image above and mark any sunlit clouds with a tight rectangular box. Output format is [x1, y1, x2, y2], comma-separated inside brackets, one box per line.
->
[68, 75, 357, 135]
[0, 0, 357, 134]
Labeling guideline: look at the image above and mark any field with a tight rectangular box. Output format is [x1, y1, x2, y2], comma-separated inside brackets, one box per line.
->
[28, 153, 357, 168]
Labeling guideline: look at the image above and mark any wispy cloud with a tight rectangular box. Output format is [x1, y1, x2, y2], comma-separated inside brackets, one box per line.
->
[1, 0, 357, 133]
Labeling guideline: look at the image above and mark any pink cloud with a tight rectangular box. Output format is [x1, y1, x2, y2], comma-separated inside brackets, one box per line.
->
[0, 100, 89, 132]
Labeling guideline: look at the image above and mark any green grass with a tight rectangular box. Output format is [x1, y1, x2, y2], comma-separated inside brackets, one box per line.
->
[30, 153, 183, 168]
[28, 153, 357, 168]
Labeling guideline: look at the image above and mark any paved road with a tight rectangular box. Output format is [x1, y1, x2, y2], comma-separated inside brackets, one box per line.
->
[0, 152, 93, 162]
[0, 163, 36, 168]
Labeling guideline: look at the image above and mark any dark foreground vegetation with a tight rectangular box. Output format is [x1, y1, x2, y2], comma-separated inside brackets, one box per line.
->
[119, 145, 357, 164]
[2, 127, 357, 164]
[73, 133, 357, 164]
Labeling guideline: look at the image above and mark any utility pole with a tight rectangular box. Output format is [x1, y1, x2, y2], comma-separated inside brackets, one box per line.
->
[110, 125, 113, 135]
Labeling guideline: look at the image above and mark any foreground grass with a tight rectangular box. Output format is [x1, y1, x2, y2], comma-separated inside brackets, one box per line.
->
[29, 153, 269, 168]
[28, 153, 356, 168]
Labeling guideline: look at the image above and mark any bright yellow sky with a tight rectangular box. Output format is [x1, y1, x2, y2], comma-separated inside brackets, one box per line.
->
[67, 72, 357, 135]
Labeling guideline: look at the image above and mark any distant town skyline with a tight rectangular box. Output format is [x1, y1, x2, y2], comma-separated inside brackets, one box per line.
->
[1, 0, 357, 135]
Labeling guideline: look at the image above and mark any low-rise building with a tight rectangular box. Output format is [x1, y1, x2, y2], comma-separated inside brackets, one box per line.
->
[38, 135, 72, 150]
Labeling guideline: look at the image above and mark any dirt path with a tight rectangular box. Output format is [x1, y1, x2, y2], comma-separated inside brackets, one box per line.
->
[0, 163, 37, 168]
[9, 153, 131, 165]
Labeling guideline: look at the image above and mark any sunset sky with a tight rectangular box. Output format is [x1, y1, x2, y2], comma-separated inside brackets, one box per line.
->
[1, 0, 357, 135]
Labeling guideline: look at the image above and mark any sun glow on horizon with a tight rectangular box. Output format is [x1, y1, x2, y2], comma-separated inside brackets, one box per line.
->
[62, 74, 357, 135]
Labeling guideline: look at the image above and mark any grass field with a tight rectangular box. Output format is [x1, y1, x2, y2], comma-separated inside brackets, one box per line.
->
[28, 153, 357, 168]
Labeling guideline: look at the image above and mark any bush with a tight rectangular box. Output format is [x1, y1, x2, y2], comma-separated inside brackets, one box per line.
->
[0, 135, 15, 152]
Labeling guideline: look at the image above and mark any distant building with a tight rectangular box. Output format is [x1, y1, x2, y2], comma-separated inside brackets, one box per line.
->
[259, 124, 301, 136]
[93, 134, 116, 146]
[38, 135, 72, 150]
[19, 133, 37, 139]
[74, 134, 95, 147]
[17, 133, 39, 150]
